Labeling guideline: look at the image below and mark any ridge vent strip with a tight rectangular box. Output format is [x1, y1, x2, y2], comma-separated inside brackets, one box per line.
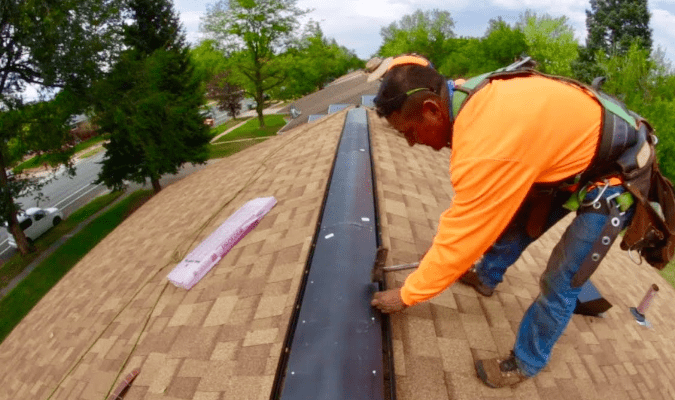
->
[271, 108, 395, 399]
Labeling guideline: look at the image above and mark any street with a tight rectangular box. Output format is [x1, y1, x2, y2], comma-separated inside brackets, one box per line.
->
[0, 151, 217, 262]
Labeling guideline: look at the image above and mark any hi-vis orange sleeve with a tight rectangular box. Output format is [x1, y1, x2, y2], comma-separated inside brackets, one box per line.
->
[400, 76, 603, 306]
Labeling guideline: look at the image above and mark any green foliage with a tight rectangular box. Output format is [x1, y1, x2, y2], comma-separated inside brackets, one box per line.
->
[437, 37, 486, 77]
[596, 43, 656, 108]
[482, 18, 529, 68]
[0, 0, 122, 254]
[517, 11, 578, 76]
[190, 40, 229, 85]
[377, 11, 527, 79]
[646, 98, 675, 182]
[586, 0, 652, 56]
[273, 22, 363, 100]
[594, 42, 675, 182]
[201, 0, 307, 127]
[123, 0, 184, 55]
[571, 46, 605, 84]
[377, 9, 455, 67]
[94, 0, 210, 193]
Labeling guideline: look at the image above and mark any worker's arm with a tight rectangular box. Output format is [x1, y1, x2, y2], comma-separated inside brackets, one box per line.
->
[399, 156, 538, 306]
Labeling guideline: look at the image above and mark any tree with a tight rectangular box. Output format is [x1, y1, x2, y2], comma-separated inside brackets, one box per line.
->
[93, 0, 210, 194]
[574, 0, 652, 83]
[206, 71, 244, 118]
[273, 21, 363, 100]
[586, 0, 652, 56]
[0, 0, 122, 254]
[517, 11, 579, 76]
[201, 0, 307, 127]
[438, 37, 485, 77]
[593, 42, 675, 181]
[596, 42, 656, 108]
[377, 9, 455, 67]
[481, 18, 529, 70]
[190, 39, 229, 87]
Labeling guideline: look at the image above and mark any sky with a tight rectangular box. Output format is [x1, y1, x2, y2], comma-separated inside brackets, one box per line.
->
[174, 0, 675, 65]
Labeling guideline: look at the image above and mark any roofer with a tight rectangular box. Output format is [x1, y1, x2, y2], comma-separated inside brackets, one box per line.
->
[370, 54, 667, 388]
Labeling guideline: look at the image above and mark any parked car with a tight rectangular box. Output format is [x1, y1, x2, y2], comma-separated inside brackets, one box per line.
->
[5, 207, 63, 248]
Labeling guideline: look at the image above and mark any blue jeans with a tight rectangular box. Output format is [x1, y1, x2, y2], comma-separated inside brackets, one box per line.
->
[473, 186, 634, 376]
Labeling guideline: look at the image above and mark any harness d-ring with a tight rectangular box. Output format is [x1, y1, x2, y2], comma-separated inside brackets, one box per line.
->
[580, 180, 610, 207]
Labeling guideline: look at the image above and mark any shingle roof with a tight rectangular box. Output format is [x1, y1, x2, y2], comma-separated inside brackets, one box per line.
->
[1, 107, 675, 400]
[278, 71, 380, 133]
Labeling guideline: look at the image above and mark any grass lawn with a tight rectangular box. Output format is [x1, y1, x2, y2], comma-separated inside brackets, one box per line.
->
[213, 114, 287, 143]
[0, 190, 125, 291]
[79, 146, 105, 159]
[208, 117, 250, 139]
[207, 139, 268, 159]
[0, 189, 153, 344]
[70, 135, 107, 155]
[659, 260, 675, 288]
[12, 135, 108, 173]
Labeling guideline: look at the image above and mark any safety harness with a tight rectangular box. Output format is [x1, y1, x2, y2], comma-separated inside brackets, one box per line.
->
[449, 59, 669, 285]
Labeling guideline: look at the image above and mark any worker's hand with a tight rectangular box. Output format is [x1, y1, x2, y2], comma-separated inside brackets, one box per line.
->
[371, 288, 407, 314]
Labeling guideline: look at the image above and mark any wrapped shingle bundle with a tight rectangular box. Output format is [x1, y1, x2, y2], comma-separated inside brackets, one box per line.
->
[167, 196, 277, 289]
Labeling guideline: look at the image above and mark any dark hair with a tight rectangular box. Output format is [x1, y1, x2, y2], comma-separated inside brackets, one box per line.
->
[374, 64, 446, 117]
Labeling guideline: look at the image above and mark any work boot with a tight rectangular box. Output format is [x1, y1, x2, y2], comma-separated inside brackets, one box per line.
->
[458, 268, 494, 297]
[475, 352, 529, 388]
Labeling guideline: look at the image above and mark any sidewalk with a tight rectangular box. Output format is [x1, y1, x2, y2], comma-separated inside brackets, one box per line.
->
[209, 103, 288, 143]
[0, 190, 131, 299]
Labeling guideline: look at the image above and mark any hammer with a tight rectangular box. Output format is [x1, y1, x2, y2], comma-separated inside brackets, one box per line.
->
[371, 246, 420, 282]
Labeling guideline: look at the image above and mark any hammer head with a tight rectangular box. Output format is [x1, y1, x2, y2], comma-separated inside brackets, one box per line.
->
[371, 246, 388, 283]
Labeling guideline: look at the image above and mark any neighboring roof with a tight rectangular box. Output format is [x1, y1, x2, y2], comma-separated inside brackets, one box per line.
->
[278, 70, 380, 133]
[2, 107, 675, 400]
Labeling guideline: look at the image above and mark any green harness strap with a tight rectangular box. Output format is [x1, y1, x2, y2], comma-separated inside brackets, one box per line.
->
[451, 68, 638, 129]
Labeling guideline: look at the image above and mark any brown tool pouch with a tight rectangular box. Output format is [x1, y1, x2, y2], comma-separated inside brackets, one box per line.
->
[621, 161, 675, 270]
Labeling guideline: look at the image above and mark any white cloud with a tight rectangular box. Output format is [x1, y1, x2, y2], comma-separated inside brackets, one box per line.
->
[175, 0, 674, 63]
[180, 10, 204, 25]
[652, 9, 675, 39]
[651, 9, 675, 63]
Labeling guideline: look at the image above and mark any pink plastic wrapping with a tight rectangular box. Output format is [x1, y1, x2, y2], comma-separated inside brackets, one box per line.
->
[167, 196, 277, 289]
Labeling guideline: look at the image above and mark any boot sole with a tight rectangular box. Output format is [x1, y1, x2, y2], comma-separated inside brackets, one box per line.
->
[475, 360, 498, 388]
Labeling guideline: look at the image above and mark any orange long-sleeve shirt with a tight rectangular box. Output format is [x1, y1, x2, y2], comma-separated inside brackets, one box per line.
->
[400, 75, 603, 306]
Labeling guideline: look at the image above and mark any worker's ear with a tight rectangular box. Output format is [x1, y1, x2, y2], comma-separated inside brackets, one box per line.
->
[420, 97, 443, 123]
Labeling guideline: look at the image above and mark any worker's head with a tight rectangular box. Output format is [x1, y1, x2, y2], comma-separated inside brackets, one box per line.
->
[374, 54, 452, 150]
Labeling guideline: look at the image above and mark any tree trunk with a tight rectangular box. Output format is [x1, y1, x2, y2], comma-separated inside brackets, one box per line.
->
[151, 177, 162, 193]
[256, 105, 265, 128]
[255, 67, 266, 128]
[0, 150, 34, 254]
[9, 216, 34, 255]
[256, 90, 265, 128]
